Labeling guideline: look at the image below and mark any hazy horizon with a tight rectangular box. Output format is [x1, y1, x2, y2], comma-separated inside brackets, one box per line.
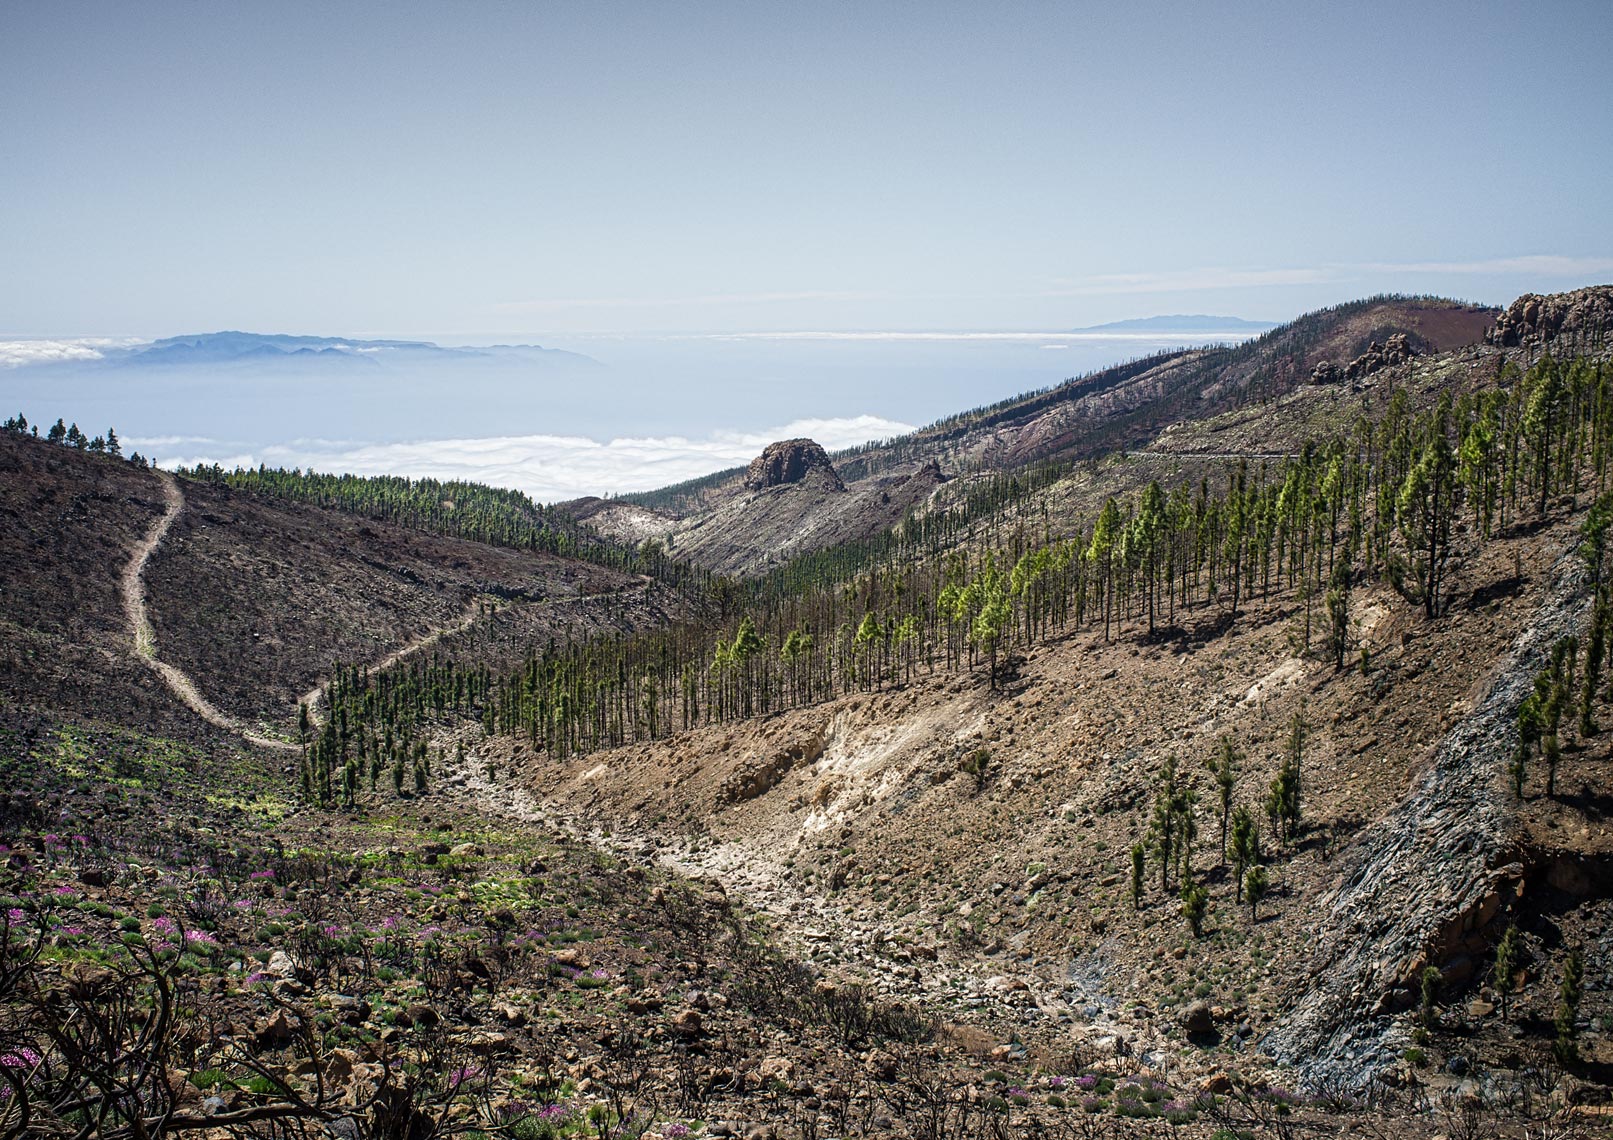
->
[0, 321, 1277, 501]
[4, 1, 1610, 499]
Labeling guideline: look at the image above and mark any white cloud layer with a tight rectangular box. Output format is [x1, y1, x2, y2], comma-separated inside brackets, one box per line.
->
[1357, 255, 1613, 277]
[152, 414, 916, 504]
[0, 337, 143, 368]
[496, 289, 887, 312]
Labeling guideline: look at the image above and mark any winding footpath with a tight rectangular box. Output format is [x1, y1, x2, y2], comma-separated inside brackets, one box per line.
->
[124, 471, 656, 749]
[297, 574, 657, 725]
[295, 596, 485, 726]
[122, 472, 298, 751]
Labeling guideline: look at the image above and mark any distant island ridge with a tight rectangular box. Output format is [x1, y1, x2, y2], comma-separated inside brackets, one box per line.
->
[1073, 314, 1278, 332]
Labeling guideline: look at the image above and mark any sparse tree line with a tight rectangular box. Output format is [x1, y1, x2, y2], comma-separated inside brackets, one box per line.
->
[1506, 472, 1613, 801]
[304, 354, 1613, 776]
[1128, 716, 1296, 938]
[3, 412, 156, 468]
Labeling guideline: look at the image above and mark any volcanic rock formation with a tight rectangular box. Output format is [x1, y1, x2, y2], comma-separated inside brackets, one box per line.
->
[744, 438, 845, 492]
[1486, 285, 1613, 349]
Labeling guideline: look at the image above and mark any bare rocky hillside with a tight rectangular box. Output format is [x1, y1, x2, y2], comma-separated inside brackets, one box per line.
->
[5, 288, 1613, 1138]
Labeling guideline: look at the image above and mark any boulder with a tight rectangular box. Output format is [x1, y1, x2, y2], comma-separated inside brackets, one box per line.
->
[758, 1056, 794, 1084]
[1343, 333, 1418, 383]
[1179, 1000, 1215, 1035]
[255, 1007, 301, 1046]
[402, 1003, 441, 1030]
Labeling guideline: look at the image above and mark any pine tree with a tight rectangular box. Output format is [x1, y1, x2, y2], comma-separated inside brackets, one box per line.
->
[1150, 756, 1185, 891]
[1180, 879, 1208, 938]
[1420, 965, 1442, 1029]
[1396, 404, 1456, 619]
[732, 617, 765, 713]
[1554, 946, 1584, 1064]
[1266, 711, 1304, 842]
[1579, 489, 1613, 589]
[968, 559, 1011, 689]
[854, 611, 884, 691]
[1208, 736, 1239, 860]
[1230, 808, 1257, 902]
[1244, 864, 1268, 922]
[1581, 607, 1606, 737]
[1493, 923, 1519, 1022]
[1513, 691, 1540, 798]
[1324, 554, 1352, 671]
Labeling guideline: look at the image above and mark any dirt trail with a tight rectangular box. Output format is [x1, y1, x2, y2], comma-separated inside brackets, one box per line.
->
[298, 596, 486, 727]
[125, 477, 656, 748]
[301, 573, 656, 724]
[122, 472, 298, 751]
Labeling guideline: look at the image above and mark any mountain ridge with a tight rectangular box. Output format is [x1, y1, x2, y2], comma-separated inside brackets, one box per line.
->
[18, 328, 603, 370]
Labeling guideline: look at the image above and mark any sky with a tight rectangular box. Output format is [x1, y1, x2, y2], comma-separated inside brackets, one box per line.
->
[3, 1, 1611, 498]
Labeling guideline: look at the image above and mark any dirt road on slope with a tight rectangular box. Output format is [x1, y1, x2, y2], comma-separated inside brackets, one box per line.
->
[126, 472, 657, 748]
[297, 596, 485, 726]
[122, 471, 299, 751]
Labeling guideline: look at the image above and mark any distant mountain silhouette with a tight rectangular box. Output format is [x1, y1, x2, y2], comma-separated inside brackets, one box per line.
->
[121, 331, 596, 368]
[1074, 314, 1277, 333]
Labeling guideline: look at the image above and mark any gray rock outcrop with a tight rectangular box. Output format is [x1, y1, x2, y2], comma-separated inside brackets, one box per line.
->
[1262, 548, 1590, 1089]
[1486, 286, 1613, 349]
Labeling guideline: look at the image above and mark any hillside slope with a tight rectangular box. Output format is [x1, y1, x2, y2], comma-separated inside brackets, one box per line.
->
[0, 429, 667, 745]
[478, 509, 1612, 1091]
[485, 287, 1613, 1100]
[581, 297, 1497, 580]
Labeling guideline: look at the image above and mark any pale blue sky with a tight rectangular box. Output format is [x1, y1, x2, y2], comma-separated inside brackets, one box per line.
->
[3, 1, 1612, 499]
[3, 0, 1610, 340]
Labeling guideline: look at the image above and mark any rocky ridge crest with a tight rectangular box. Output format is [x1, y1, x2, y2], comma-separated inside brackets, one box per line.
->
[1486, 285, 1613, 349]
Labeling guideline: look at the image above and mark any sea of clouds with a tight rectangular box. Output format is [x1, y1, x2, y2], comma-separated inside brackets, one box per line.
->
[131, 414, 915, 504]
